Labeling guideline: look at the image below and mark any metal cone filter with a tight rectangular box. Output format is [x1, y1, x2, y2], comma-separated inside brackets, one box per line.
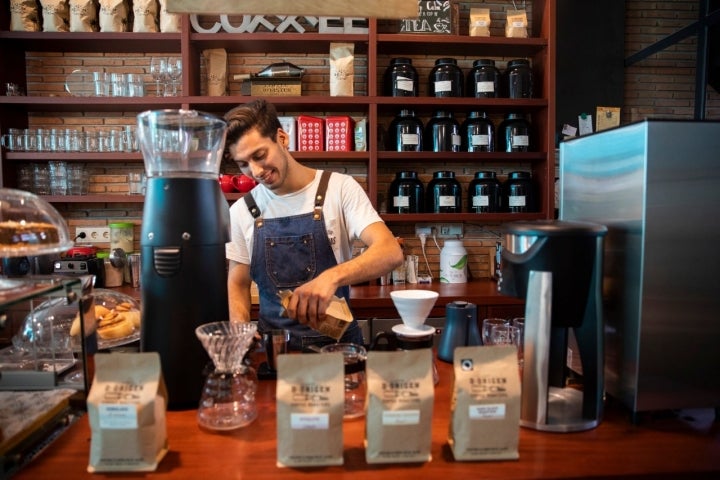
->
[195, 321, 257, 372]
[390, 290, 439, 329]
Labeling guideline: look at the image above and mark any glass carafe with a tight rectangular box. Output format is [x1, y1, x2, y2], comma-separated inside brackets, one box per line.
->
[195, 321, 258, 430]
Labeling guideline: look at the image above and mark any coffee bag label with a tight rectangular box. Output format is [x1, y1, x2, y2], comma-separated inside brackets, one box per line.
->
[449, 345, 521, 461]
[276, 353, 345, 467]
[87, 352, 168, 472]
[365, 349, 434, 464]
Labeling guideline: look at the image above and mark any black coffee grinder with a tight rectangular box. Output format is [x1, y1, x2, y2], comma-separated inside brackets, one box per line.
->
[136, 110, 230, 410]
[499, 220, 607, 432]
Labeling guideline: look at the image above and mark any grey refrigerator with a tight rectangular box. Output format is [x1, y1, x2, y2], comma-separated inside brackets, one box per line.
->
[559, 119, 720, 416]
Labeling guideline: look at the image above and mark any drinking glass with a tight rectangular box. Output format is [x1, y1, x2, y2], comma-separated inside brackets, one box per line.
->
[48, 161, 67, 195]
[166, 57, 182, 96]
[482, 317, 509, 345]
[149, 57, 168, 97]
[489, 324, 521, 347]
[67, 163, 86, 195]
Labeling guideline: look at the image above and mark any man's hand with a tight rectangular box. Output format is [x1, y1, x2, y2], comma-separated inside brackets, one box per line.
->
[285, 273, 339, 329]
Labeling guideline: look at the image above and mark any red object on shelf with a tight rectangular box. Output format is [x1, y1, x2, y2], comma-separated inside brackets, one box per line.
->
[297, 115, 324, 152]
[325, 116, 355, 151]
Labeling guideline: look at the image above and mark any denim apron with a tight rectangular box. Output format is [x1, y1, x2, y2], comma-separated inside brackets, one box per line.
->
[244, 170, 363, 351]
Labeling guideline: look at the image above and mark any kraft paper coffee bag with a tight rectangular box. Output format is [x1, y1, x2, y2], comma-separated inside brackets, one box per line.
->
[276, 353, 345, 467]
[449, 345, 521, 461]
[87, 352, 168, 472]
[365, 349, 434, 464]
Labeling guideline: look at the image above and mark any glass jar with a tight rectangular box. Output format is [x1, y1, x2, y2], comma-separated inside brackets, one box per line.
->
[383, 57, 419, 97]
[426, 171, 461, 213]
[498, 113, 531, 152]
[468, 171, 501, 213]
[388, 109, 423, 151]
[388, 171, 424, 214]
[424, 110, 461, 152]
[461, 111, 494, 152]
[109, 222, 134, 253]
[504, 171, 534, 213]
[467, 59, 500, 98]
[504, 58, 534, 98]
[429, 58, 463, 97]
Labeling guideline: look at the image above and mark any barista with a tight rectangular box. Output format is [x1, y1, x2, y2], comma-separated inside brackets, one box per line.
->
[224, 99, 403, 350]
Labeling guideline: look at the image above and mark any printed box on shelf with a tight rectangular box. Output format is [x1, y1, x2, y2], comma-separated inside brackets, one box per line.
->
[297, 115, 324, 152]
[325, 116, 355, 151]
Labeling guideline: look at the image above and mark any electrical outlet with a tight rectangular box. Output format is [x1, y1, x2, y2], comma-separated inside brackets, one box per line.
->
[415, 223, 464, 238]
[415, 224, 433, 237]
[75, 227, 110, 243]
[436, 223, 463, 238]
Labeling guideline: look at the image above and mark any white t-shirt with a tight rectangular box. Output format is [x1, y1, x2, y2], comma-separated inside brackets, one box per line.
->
[226, 170, 383, 265]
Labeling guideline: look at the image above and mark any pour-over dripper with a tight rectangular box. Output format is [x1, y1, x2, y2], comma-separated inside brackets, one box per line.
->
[390, 290, 439, 330]
[195, 321, 258, 430]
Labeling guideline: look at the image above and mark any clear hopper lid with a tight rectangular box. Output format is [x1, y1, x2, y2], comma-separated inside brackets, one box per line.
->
[136, 109, 227, 179]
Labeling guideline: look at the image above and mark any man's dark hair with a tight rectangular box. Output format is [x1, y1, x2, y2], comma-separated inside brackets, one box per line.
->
[223, 99, 282, 160]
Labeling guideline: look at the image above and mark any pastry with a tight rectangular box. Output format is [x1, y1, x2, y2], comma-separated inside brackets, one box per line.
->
[0, 220, 60, 246]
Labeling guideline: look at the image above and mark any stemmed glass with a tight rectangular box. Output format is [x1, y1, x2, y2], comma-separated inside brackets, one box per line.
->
[149, 56, 168, 97]
[166, 57, 182, 96]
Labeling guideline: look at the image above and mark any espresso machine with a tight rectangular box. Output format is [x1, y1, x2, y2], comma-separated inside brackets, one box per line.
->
[499, 220, 607, 432]
[136, 110, 230, 410]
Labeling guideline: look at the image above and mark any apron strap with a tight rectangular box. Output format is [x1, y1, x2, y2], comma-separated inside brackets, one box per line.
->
[313, 170, 332, 221]
[243, 192, 264, 228]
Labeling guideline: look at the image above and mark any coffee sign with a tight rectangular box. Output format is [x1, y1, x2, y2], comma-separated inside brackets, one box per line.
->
[400, 1, 454, 34]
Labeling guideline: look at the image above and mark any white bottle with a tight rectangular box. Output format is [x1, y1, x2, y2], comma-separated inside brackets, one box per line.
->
[440, 239, 468, 283]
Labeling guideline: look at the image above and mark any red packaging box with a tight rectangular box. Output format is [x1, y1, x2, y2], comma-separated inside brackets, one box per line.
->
[297, 115, 325, 152]
[325, 116, 355, 151]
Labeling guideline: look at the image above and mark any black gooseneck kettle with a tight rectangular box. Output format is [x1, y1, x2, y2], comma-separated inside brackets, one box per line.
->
[136, 109, 231, 410]
[437, 301, 481, 362]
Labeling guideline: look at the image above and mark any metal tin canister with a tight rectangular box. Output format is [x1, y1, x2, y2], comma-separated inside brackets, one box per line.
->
[461, 111, 494, 152]
[383, 57, 419, 97]
[388, 109, 423, 151]
[426, 170, 461, 213]
[429, 58, 463, 97]
[504, 171, 534, 213]
[467, 59, 500, 98]
[468, 171, 501, 213]
[498, 113, 531, 152]
[424, 110, 460, 152]
[504, 58, 534, 98]
[388, 171, 424, 213]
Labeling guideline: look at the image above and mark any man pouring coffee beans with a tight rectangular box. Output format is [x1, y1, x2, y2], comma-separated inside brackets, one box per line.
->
[223, 99, 403, 351]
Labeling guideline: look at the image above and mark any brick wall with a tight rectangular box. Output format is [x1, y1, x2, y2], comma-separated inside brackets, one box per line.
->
[18, 1, 719, 279]
[624, 0, 720, 121]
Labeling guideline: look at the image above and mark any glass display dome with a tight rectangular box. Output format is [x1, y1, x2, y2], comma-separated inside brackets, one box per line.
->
[0, 188, 73, 257]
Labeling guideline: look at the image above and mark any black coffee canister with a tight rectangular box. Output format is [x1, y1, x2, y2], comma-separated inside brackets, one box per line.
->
[429, 58, 463, 97]
[468, 171, 501, 213]
[383, 57, 419, 97]
[467, 59, 500, 98]
[388, 109, 423, 151]
[388, 171, 424, 213]
[424, 110, 461, 152]
[461, 111, 494, 152]
[503, 171, 534, 212]
[504, 58, 534, 98]
[426, 170, 461, 213]
[498, 113, 531, 152]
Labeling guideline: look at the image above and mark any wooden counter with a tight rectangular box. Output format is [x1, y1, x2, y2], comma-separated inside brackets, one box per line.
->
[12, 360, 720, 479]
[116, 280, 525, 320]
